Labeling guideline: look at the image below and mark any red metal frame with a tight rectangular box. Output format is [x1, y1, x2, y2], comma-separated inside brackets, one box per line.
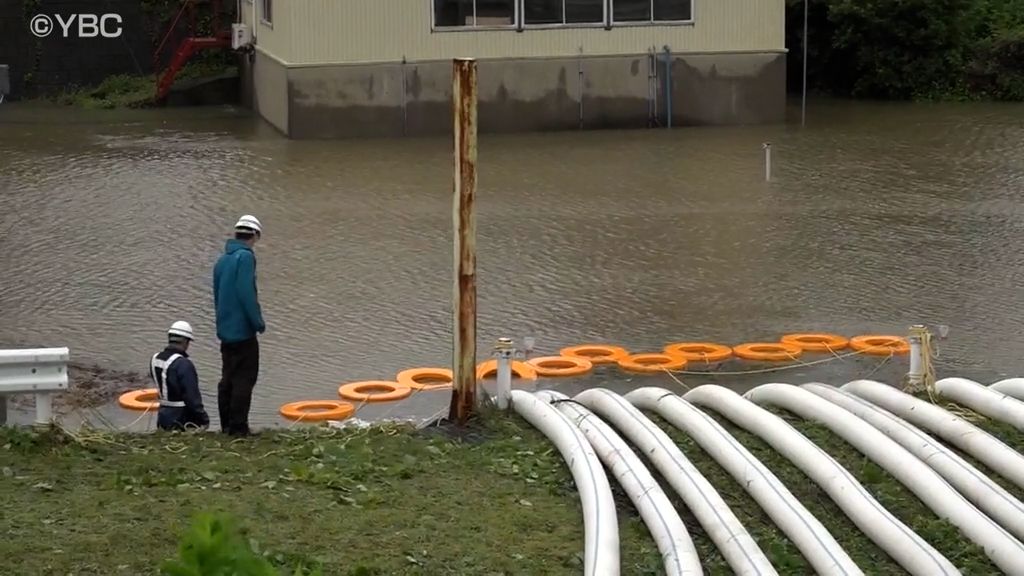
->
[153, 0, 231, 102]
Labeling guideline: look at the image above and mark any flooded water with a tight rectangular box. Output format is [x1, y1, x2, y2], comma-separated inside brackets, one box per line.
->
[2, 98, 1024, 429]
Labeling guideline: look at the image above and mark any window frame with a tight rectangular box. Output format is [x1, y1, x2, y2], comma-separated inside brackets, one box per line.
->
[430, 0, 693, 32]
[260, 0, 273, 27]
[609, 0, 694, 28]
[431, 0, 520, 32]
[520, 0, 607, 31]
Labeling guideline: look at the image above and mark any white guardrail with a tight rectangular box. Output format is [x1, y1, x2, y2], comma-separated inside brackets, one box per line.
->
[0, 348, 69, 426]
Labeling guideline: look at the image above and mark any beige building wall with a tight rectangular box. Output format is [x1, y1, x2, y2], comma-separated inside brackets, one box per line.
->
[249, 0, 784, 65]
[237, 1, 788, 139]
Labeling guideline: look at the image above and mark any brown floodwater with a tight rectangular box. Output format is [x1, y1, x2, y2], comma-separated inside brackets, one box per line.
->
[2, 98, 1023, 429]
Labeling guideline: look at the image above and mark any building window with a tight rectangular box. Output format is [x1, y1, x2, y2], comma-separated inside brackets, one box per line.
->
[260, 0, 272, 24]
[612, 0, 691, 23]
[433, 0, 691, 29]
[434, 0, 516, 27]
[522, 0, 604, 25]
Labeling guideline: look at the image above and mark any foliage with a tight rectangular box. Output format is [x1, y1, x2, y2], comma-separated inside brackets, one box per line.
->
[786, 0, 1024, 101]
[160, 513, 322, 576]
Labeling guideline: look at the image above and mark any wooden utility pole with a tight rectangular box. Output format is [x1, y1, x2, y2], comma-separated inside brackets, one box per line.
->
[448, 58, 478, 425]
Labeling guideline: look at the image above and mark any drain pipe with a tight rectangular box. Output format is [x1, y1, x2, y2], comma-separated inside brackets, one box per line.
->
[842, 380, 1024, 490]
[578, 46, 584, 129]
[510, 390, 620, 575]
[934, 377, 1024, 432]
[494, 338, 514, 410]
[803, 383, 1024, 543]
[746, 383, 1024, 575]
[539, 390, 702, 576]
[401, 55, 408, 136]
[684, 384, 958, 575]
[663, 46, 672, 128]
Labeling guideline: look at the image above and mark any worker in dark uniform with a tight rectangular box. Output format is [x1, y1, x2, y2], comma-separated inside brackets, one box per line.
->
[151, 320, 210, 431]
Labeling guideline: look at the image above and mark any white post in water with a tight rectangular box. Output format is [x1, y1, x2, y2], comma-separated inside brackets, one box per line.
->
[907, 325, 926, 390]
[495, 337, 515, 410]
[763, 142, 772, 181]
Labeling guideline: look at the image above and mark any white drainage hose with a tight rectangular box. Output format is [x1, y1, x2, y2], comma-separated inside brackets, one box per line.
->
[625, 387, 862, 576]
[510, 389, 620, 575]
[803, 383, 1024, 542]
[934, 377, 1024, 432]
[536, 390, 702, 576]
[842, 380, 1024, 490]
[573, 388, 777, 576]
[990, 379, 1024, 402]
[746, 383, 1024, 574]
[683, 385, 958, 576]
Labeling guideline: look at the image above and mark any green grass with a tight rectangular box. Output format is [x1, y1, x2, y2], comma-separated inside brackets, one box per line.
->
[0, 414, 657, 576]
[2, 396, 1022, 575]
[49, 62, 237, 109]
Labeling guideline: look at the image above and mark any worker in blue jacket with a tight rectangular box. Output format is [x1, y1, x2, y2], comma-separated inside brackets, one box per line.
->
[151, 321, 210, 431]
[213, 214, 265, 437]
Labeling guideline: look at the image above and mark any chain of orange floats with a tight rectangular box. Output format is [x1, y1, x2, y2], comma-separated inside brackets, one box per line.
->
[116, 332, 911, 424]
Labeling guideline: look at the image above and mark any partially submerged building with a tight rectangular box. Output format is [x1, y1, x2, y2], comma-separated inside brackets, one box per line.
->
[238, 0, 785, 138]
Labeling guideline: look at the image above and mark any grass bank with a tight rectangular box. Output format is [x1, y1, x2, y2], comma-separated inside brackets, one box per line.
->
[48, 62, 237, 109]
[2, 400, 1023, 575]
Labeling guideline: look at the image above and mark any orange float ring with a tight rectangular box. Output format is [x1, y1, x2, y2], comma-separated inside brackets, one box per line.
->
[476, 360, 538, 381]
[526, 356, 593, 377]
[279, 400, 355, 422]
[850, 335, 910, 356]
[733, 343, 803, 362]
[559, 344, 629, 364]
[118, 389, 159, 411]
[780, 333, 850, 352]
[396, 368, 453, 391]
[338, 381, 412, 403]
[662, 342, 733, 363]
[617, 353, 687, 374]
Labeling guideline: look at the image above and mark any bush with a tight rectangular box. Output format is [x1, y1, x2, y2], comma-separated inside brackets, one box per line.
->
[160, 513, 322, 576]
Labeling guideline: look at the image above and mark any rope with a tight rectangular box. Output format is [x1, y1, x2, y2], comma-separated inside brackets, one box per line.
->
[663, 344, 896, 377]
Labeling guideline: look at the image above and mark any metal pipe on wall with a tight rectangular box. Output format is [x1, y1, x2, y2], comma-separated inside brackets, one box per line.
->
[401, 56, 408, 136]
[578, 46, 584, 129]
[663, 46, 672, 129]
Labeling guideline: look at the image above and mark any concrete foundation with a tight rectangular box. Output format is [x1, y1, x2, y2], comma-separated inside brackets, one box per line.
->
[244, 51, 786, 139]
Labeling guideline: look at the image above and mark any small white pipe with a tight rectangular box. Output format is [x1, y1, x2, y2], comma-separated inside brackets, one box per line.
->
[842, 380, 1024, 490]
[573, 388, 777, 576]
[802, 383, 1024, 542]
[495, 338, 514, 410]
[34, 393, 53, 426]
[683, 385, 958, 576]
[537, 390, 702, 576]
[745, 383, 1024, 574]
[990, 378, 1024, 402]
[763, 143, 772, 182]
[626, 387, 861, 576]
[510, 390, 619, 575]
[907, 330, 924, 388]
[934, 377, 1024, 432]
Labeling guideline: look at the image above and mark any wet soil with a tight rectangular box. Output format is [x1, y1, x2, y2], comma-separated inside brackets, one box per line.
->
[1, 343, 148, 415]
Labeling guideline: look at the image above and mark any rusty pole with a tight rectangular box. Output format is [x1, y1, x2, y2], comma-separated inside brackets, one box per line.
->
[448, 58, 478, 425]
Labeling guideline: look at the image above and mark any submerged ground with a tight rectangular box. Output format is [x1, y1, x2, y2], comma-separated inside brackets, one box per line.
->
[2, 397, 1021, 575]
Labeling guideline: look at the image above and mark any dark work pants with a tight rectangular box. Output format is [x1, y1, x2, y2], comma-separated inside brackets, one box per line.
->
[218, 337, 259, 435]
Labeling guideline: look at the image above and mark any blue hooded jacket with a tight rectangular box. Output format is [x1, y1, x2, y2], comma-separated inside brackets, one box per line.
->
[213, 239, 265, 343]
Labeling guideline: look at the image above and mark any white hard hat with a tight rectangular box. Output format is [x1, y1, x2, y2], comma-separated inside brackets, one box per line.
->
[234, 214, 262, 235]
[168, 321, 194, 341]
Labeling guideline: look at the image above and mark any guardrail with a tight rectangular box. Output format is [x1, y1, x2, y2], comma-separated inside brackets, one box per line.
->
[0, 348, 70, 426]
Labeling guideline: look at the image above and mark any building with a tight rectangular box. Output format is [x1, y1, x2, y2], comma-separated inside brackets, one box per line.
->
[238, 0, 786, 139]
